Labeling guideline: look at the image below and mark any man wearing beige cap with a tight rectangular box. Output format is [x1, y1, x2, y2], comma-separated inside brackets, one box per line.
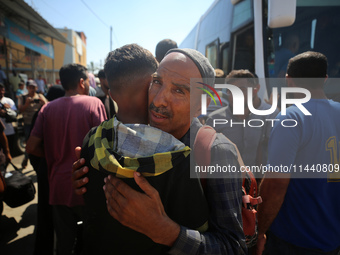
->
[18, 79, 47, 168]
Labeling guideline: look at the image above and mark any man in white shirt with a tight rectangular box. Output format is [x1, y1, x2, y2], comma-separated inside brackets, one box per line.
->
[0, 82, 17, 157]
[35, 75, 46, 95]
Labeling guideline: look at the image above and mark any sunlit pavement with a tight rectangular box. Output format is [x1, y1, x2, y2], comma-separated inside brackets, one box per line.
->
[0, 154, 38, 255]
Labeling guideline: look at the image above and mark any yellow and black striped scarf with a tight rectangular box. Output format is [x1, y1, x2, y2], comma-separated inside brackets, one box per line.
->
[87, 118, 191, 178]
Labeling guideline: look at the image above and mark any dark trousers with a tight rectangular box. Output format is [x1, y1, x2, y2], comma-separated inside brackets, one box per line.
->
[7, 134, 16, 156]
[32, 159, 54, 255]
[52, 205, 84, 255]
[23, 124, 31, 161]
[264, 232, 340, 255]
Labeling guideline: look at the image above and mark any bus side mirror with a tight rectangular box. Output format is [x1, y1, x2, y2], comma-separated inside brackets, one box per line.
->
[268, 0, 296, 28]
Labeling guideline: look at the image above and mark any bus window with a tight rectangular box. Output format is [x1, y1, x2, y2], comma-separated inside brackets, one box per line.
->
[232, 26, 255, 73]
[205, 39, 219, 68]
[264, 1, 340, 99]
[221, 43, 230, 75]
[232, 0, 253, 31]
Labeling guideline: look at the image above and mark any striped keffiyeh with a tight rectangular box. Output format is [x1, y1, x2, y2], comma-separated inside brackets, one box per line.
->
[87, 118, 191, 178]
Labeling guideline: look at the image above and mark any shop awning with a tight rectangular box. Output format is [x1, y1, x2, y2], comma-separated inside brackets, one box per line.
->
[0, 0, 71, 46]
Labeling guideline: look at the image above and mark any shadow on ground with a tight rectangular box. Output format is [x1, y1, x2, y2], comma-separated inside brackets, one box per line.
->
[0, 203, 37, 254]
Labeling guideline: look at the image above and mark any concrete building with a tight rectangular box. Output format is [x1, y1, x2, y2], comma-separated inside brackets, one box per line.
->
[0, 0, 87, 90]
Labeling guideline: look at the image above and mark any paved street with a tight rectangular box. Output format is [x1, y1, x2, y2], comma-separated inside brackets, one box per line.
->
[0, 154, 38, 255]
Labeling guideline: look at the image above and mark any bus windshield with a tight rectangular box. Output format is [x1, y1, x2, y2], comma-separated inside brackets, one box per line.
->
[265, 1, 340, 99]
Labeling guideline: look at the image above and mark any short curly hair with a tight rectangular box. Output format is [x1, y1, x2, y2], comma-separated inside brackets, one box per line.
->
[104, 44, 158, 92]
[59, 64, 88, 91]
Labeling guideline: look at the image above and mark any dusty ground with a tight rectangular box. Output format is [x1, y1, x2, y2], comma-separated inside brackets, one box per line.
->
[0, 154, 39, 255]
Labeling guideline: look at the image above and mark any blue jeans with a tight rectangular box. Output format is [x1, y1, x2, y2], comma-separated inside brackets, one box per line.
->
[264, 232, 340, 255]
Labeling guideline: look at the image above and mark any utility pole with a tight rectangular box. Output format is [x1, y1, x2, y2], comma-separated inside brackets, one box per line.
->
[52, 38, 56, 84]
[3, 37, 11, 94]
[110, 26, 112, 52]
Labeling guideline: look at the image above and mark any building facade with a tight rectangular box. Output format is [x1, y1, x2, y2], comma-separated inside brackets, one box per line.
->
[0, 27, 86, 86]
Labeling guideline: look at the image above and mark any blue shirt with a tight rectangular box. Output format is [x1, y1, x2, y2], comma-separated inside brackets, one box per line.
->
[268, 99, 340, 252]
[35, 79, 45, 94]
[16, 89, 25, 97]
[0, 70, 7, 83]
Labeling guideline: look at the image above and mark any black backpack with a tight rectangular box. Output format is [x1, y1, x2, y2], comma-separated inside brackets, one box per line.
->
[3, 163, 36, 208]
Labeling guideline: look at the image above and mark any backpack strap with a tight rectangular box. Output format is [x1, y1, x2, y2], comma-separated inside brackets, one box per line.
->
[242, 170, 263, 210]
[193, 125, 216, 167]
[194, 125, 262, 205]
[193, 125, 216, 189]
[250, 196, 263, 206]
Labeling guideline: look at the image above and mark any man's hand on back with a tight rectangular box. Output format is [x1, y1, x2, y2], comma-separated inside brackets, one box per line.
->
[103, 172, 180, 246]
[71, 146, 89, 195]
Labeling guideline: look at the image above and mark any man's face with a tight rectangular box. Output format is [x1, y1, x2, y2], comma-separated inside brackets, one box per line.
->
[148, 52, 202, 139]
[100, 78, 109, 96]
[83, 73, 90, 95]
[28, 85, 37, 94]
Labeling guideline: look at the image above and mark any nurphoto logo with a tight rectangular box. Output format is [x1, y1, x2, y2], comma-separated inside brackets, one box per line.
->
[199, 83, 312, 128]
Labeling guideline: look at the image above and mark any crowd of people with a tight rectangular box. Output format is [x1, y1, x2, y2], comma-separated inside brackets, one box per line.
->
[0, 38, 339, 255]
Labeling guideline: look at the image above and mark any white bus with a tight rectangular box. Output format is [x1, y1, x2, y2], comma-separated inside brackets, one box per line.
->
[180, 0, 340, 101]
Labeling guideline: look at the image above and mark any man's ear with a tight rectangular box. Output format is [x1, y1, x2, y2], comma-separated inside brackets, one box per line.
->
[323, 75, 328, 87]
[285, 74, 295, 88]
[109, 89, 114, 100]
[206, 96, 212, 107]
[79, 78, 85, 89]
[253, 84, 260, 95]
